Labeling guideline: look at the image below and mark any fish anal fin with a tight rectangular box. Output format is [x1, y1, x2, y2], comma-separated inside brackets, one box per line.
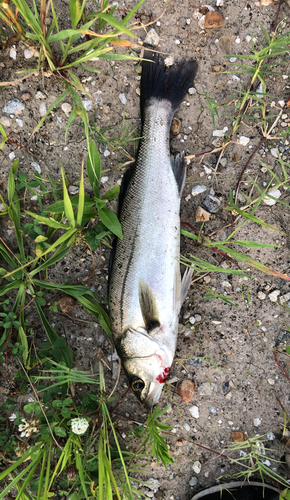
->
[170, 153, 186, 195]
[180, 267, 194, 310]
[139, 280, 160, 332]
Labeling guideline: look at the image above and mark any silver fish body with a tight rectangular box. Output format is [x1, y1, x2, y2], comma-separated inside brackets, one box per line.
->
[109, 54, 197, 407]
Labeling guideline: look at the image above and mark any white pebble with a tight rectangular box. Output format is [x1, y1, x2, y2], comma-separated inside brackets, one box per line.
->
[191, 185, 207, 196]
[101, 176, 109, 183]
[24, 49, 34, 59]
[213, 126, 228, 137]
[31, 162, 41, 174]
[16, 119, 24, 127]
[3, 100, 25, 115]
[175, 39, 181, 45]
[270, 147, 279, 158]
[144, 28, 160, 47]
[216, 0, 224, 5]
[278, 100, 285, 107]
[258, 291, 266, 300]
[280, 292, 290, 305]
[268, 290, 280, 302]
[188, 87, 196, 95]
[39, 102, 47, 117]
[268, 378, 275, 385]
[119, 93, 127, 105]
[0, 117, 11, 127]
[229, 57, 236, 62]
[9, 152, 15, 160]
[103, 150, 110, 157]
[263, 188, 281, 206]
[192, 461, 201, 474]
[165, 55, 174, 67]
[254, 418, 261, 426]
[189, 405, 199, 419]
[184, 423, 190, 431]
[10, 47, 16, 60]
[189, 316, 196, 325]
[35, 91, 46, 99]
[82, 99, 92, 111]
[61, 103, 72, 115]
[235, 37, 241, 44]
[239, 136, 250, 146]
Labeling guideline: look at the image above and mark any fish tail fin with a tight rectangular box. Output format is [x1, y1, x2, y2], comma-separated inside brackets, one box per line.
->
[140, 51, 198, 116]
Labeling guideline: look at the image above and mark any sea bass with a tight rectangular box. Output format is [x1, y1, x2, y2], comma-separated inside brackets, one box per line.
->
[109, 53, 198, 408]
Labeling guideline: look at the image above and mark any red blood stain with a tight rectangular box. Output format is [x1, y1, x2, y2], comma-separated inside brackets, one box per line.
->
[156, 367, 170, 383]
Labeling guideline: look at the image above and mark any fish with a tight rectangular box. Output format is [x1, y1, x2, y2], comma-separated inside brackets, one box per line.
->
[108, 52, 198, 408]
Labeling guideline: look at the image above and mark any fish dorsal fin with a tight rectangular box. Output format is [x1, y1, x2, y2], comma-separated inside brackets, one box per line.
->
[170, 152, 186, 195]
[139, 280, 160, 332]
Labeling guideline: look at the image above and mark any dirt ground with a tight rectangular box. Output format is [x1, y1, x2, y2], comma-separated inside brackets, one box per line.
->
[1, 0, 290, 499]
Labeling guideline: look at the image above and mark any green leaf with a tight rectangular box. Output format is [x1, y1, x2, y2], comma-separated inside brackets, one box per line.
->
[98, 13, 137, 38]
[34, 302, 73, 368]
[69, 0, 85, 29]
[87, 140, 101, 188]
[18, 326, 28, 365]
[102, 183, 120, 201]
[77, 163, 85, 227]
[34, 235, 48, 243]
[61, 167, 75, 227]
[99, 208, 122, 239]
[61, 407, 71, 418]
[54, 426, 67, 437]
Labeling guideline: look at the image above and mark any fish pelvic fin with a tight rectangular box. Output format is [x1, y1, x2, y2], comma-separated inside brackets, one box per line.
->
[171, 152, 186, 195]
[180, 267, 194, 310]
[138, 280, 160, 332]
[140, 52, 198, 118]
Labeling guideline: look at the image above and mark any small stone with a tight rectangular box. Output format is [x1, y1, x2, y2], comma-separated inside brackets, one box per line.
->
[178, 379, 196, 403]
[58, 297, 75, 314]
[235, 36, 241, 44]
[278, 100, 285, 108]
[31, 162, 41, 174]
[204, 11, 223, 28]
[146, 478, 160, 492]
[3, 100, 25, 115]
[189, 316, 196, 325]
[219, 35, 231, 55]
[213, 126, 228, 137]
[24, 49, 34, 59]
[216, 0, 224, 4]
[209, 154, 216, 165]
[175, 39, 181, 45]
[144, 28, 160, 46]
[209, 406, 217, 413]
[101, 176, 109, 183]
[61, 103, 72, 115]
[261, 0, 274, 4]
[68, 186, 79, 195]
[268, 378, 275, 385]
[39, 102, 47, 117]
[164, 55, 174, 66]
[220, 157, 227, 167]
[171, 118, 181, 135]
[239, 136, 250, 146]
[0, 117, 11, 127]
[21, 92, 31, 101]
[254, 418, 261, 426]
[192, 461, 202, 474]
[203, 195, 221, 213]
[263, 188, 281, 206]
[188, 87, 196, 95]
[9, 152, 15, 160]
[231, 431, 243, 442]
[82, 99, 92, 111]
[118, 93, 127, 105]
[16, 119, 24, 127]
[103, 150, 110, 157]
[191, 185, 207, 196]
[196, 206, 211, 222]
[280, 292, 290, 305]
[198, 382, 217, 395]
[9, 47, 17, 59]
[258, 291, 266, 300]
[204, 275, 211, 283]
[184, 423, 190, 431]
[270, 147, 279, 158]
[35, 91, 46, 99]
[189, 477, 198, 487]
[267, 432, 275, 441]
[232, 153, 239, 162]
[189, 405, 199, 418]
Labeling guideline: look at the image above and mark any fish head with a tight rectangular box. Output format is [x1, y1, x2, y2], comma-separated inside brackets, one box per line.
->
[119, 327, 172, 408]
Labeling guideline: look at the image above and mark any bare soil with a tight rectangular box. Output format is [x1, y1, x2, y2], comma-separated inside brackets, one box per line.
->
[1, 0, 290, 499]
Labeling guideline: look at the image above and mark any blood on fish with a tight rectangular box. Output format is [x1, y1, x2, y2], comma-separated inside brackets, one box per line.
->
[156, 367, 170, 383]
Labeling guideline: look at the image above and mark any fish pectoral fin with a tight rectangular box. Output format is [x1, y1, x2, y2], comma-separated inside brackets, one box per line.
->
[180, 267, 194, 310]
[139, 280, 160, 332]
[170, 152, 186, 195]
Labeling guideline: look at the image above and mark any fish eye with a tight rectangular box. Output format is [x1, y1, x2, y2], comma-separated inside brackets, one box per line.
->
[130, 377, 145, 391]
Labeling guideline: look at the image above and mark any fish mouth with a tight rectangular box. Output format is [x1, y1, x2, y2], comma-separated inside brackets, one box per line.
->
[144, 381, 164, 408]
